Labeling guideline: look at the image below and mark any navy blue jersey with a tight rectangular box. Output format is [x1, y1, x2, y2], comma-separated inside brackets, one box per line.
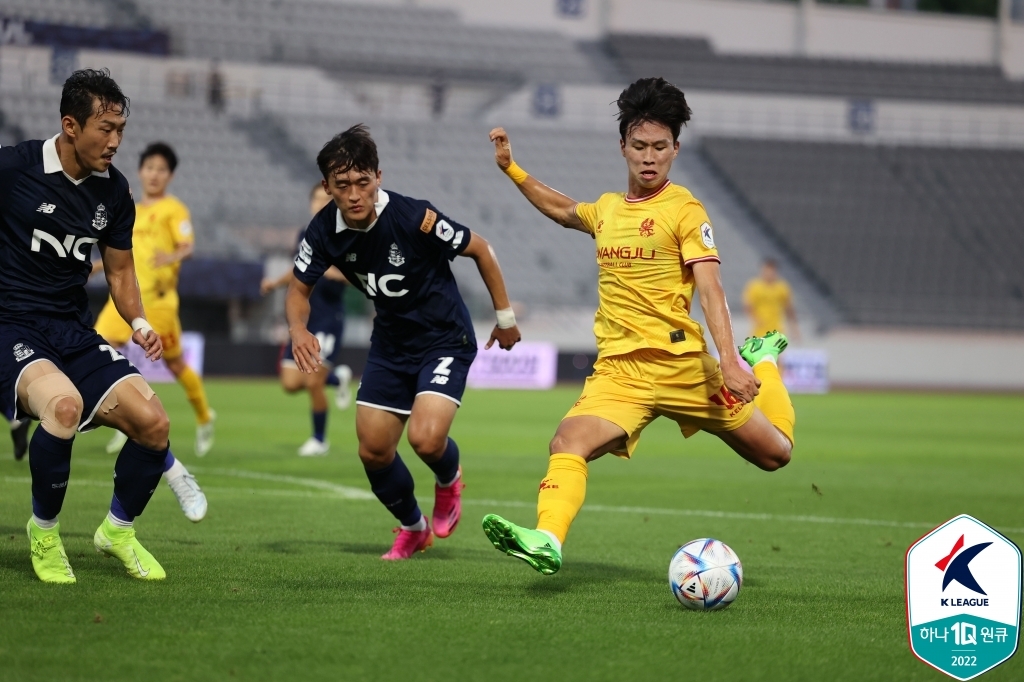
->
[295, 226, 346, 312]
[293, 189, 475, 369]
[0, 137, 134, 323]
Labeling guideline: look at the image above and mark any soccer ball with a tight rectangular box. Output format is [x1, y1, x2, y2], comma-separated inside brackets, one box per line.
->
[669, 538, 743, 610]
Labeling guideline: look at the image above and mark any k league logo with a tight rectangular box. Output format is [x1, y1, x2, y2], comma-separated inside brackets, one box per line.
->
[906, 514, 1021, 680]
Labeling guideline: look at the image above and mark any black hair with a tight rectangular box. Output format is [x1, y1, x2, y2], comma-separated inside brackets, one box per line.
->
[616, 77, 691, 142]
[139, 142, 178, 172]
[59, 68, 130, 128]
[316, 123, 378, 179]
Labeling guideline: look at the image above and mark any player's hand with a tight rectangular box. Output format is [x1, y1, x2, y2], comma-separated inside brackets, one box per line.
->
[259, 278, 276, 296]
[721, 359, 759, 404]
[132, 329, 164, 362]
[290, 326, 322, 374]
[486, 324, 521, 351]
[489, 128, 513, 171]
[151, 251, 175, 267]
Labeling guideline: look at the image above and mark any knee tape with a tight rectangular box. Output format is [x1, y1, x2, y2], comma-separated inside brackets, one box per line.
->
[25, 373, 83, 439]
[97, 375, 156, 416]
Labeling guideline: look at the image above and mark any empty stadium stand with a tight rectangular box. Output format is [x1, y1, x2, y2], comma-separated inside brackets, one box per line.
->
[701, 137, 1024, 329]
[608, 35, 1024, 105]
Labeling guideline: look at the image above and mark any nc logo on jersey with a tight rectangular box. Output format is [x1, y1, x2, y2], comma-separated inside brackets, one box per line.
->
[92, 204, 107, 230]
[906, 514, 1021, 680]
[30, 230, 99, 261]
[388, 243, 405, 267]
[13, 343, 34, 362]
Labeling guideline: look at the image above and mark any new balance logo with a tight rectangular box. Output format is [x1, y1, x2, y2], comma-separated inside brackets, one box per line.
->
[30, 230, 98, 261]
[36, 203, 56, 214]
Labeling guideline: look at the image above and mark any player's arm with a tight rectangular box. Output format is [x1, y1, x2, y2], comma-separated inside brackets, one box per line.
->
[460, 232, 521, 351]
[151, 241, 193, 268]
[489, 127, 588, 233]
[692, 261, 759, 404]
[99, 244, 163, 361]
[284, 278, 322, 374]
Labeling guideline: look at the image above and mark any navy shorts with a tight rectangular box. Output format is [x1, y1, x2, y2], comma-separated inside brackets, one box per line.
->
[281, 308, 345, 369]
[0, 315, 141, 432]
[356, 350, 477, 415]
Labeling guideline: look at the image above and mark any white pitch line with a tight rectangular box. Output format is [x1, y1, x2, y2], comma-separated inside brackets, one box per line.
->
[4, 473, 1022, 535]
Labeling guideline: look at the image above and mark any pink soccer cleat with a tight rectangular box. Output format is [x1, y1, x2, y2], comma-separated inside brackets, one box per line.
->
[381, 523, 434, 560]
[432, 469, 464, 539]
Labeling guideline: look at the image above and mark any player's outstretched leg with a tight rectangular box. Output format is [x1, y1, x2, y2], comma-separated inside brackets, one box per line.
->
[482, 514, 562, 575]
[91, 377, 172, 580]
[739, 331, 796, 446]
[428, 440, 463, 539]
[20, 364, 82, 583]
[406, 396, 464, 539]
[162, 449, 207, 522]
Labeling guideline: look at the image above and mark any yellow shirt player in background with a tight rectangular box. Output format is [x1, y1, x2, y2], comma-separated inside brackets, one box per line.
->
[480, 78, 797, 576]
[744, 258, 800, 340]
[94, 143, 215, 463]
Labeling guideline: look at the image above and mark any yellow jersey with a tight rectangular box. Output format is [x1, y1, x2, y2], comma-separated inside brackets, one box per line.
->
[743, 278, 791, 337]
[131, 195, 194, 302]
[574, 181, 720, 359]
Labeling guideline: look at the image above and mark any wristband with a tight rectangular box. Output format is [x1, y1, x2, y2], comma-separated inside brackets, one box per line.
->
[503, 161, 529, 185]
[131, 317, 154, 336]
[496, 308, 517, 329]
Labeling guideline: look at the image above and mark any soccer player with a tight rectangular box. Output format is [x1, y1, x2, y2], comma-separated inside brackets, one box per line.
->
[743, 258, 800, 341]
[0, 69, 175, 582]
[286, 124, 521, 560]
[481, 77, 796, 575]
[93, 142, 216, 459]
[261, 182, 353, 456]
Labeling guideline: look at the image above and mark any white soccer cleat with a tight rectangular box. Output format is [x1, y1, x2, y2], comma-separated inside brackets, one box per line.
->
[334, 365, 353, 410]
[297, 437, 330, 457]
[195, 409, 216, 457]
[166, 471, 208, 523]
[105, 429, 128, 455]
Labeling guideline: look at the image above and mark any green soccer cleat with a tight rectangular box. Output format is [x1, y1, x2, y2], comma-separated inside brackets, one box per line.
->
[27, 518, 76, 584]
[94, 518, 166, 581]
[482, 514, 562, 575]
[738, 330, 789, 367]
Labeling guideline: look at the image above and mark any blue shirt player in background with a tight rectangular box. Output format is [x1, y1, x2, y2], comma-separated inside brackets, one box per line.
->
[286, 124, 521, 561]
[261, 182, 353, 457]
[0, 69, 175, 583]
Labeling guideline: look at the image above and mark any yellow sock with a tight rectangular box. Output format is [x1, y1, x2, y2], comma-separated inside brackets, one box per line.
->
[536, 453, 588, 545]
[752, 360, 795, 446]
[177, 365, 211, 424]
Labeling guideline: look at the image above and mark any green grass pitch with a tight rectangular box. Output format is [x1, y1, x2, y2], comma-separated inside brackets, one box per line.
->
[1, 380, 1021, 682]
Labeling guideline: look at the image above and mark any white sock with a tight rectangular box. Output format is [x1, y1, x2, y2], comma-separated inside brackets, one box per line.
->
[538, 529, 562, 552]
[32, 515, 57, 530]
[401, 515, 427, 532]
[107, 512, 133, 528]
[163, 457, 187, 482]
[437, 468, 461, 488]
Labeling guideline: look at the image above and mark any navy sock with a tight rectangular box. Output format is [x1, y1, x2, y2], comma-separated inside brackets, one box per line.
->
[325, 370, 340, 388]
[29, 428, 74, 520]
[109, 493, 133, 523]
[162, 449, 176, 473]
[426, 438, 460, 486]
[364, 453, 422, 526]
[312, 410, 327, 443]
[112, 439, 169, 519]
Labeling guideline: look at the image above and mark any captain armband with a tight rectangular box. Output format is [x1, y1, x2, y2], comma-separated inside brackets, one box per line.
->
[503, 161, 529, 185]
[496, 308, 517, 329]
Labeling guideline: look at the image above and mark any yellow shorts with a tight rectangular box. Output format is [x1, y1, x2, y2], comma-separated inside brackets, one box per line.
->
[94, 297, 184, 361]
[564, 349, 754, 458]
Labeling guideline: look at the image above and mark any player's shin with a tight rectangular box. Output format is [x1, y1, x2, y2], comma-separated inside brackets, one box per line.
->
[752, 361, 796, 446]
[29, 428, 74, 524]
[177, 366, 211, 424]
[536, 453, 589, 546]
[426, 437, 460, 487]
[365, 453, 424, 529]
[111, 439, 170, 523]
